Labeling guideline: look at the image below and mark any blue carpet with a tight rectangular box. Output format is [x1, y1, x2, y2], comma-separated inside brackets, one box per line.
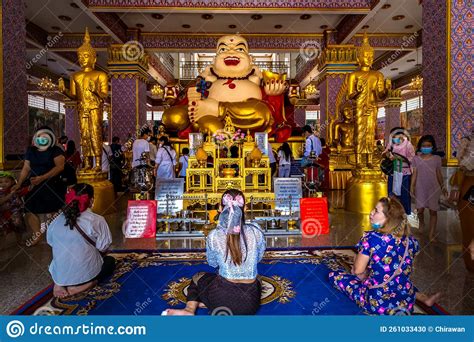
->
[14, 249, 446, 315]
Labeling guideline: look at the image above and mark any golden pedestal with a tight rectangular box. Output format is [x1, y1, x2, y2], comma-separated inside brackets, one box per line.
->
[77, 171, 116, 215]
[345, 169, 387, 214]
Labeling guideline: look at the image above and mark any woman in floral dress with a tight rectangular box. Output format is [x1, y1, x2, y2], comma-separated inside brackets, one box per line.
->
[329, 197, 420, 315]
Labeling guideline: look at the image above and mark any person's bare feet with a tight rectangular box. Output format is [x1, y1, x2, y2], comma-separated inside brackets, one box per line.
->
[53, 284, 69, 298]
[418, 292, 442, 307]
[67, 280, 97, 296]
[198, 302, 207, 309]
[166, 308, 194, 316]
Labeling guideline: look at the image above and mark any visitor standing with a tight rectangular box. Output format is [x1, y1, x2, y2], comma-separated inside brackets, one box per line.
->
[110, 136, 124, 193]
[178, 148, 190, 179]
[277, 142, 292, 177]
[13, 127, 66, 246]
[383, 127, 415, 215]
[411, 135, 447, 241]
[132, 128, 151, 168]
[154, 136, 177, 180]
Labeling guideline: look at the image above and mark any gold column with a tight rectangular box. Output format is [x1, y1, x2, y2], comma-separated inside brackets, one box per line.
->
[0, 3, 4, 170]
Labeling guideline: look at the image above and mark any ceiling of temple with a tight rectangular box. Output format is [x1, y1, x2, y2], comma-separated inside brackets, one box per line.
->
[25, 0, 423, 95]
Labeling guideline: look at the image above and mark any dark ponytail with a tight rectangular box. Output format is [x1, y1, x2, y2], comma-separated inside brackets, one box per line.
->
[63, 183, 94, 229]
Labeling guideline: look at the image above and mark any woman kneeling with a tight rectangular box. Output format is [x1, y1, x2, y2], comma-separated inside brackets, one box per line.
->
[329, 197, 420, 315]
[166, 189, 266, 316]
[47, 183, 115, 298]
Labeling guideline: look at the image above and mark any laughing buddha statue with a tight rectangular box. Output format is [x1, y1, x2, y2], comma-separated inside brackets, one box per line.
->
[162, 35, 292, 141]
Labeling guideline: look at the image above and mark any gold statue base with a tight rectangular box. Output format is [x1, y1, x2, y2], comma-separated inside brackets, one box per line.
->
[77, 170, 116, 215]
[344, 168, 387, 214]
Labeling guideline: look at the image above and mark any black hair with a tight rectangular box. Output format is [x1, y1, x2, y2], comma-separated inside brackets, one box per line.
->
[140, 128, 151, 137]
[220, 189, 248, 265]
[320, 138, 326, 147]
[159, 135, 171, 147]
[417, 134, 437, 152]
[63, 183, 94, 230]
[182, 147, 189, 155]
[66, 140, 76, 155]
[112, 136, 120, 143]
[149, 136, 158, 144]
[302, 125, 313, 134]
[280, 142, 292, 161]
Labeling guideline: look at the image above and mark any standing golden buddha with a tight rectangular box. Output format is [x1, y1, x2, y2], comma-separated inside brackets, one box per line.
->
[58, 27, 108, 172]
[345, 33, 391, 168]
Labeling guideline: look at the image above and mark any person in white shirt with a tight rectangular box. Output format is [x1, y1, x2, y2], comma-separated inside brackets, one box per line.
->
[47, 183, 114, 298]
[277, 142, 293, 177]
[101, 143, 112, 175]
[178, 147, 190, 178]
[132, 128, 151, 167]
[301, 125, 322, 166]
[155, 136, 177, 180]
[149, 136, 158, 166]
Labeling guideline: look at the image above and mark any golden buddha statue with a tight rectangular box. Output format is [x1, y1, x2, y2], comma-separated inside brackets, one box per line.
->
[332, 104, 355, 153]
[58, 28, 108, 172]
[345, 33, 391, 168]
[162, 35, 288, 135]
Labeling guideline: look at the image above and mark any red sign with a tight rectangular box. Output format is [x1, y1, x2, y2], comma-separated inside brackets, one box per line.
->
[300, 197, 329, 236]
[125, 200, 157, 238]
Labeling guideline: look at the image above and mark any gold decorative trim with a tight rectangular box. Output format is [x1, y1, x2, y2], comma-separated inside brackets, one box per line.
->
[446, 0, 457, 166]
[0, 1, 3, 169]
[88, 6, 370, 13]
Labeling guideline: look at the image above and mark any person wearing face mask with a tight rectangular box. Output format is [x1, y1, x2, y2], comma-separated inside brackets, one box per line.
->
[46, 183, 114, 298]
[329, 197, 440, 314]
[382, 127, 416, 215]
[411, 135, 447, 241]
[131, 128, 151, 168]
[13, 127, 66, 246]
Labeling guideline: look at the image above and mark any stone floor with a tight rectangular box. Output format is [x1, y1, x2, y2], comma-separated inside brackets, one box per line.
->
[1, 191, 473, 315]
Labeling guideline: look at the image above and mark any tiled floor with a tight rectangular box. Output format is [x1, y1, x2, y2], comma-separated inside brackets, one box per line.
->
[1, 191, 473, 315]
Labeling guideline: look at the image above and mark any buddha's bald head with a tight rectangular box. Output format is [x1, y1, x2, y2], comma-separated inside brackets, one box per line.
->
[214, 35, 253, 78]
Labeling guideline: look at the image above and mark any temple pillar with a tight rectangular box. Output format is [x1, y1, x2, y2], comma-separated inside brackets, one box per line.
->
[64, 101, 80, 146]
[422, 0, 472, 165]
[1, 0, 28, 166]
[384, 89, 402, 142]
[316, 44, 357, 140]
[108, 45, 149, 142]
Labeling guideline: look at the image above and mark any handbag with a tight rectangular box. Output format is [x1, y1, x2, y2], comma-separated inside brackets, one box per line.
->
[380, 158, 393, 175]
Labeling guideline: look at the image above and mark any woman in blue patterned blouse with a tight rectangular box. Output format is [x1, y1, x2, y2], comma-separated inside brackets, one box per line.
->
[166, 189, 266, 315]
[330, 197, 424, 315]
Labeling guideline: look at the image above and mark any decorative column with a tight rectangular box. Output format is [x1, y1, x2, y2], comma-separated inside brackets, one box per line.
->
[317, 44, 357, 140]
[423, 0, 473, 165]
[108, 45, 149, 142]
[384, 89, 402, 142]
[64, 101, 80, 145]
[1, 0, 28, 167]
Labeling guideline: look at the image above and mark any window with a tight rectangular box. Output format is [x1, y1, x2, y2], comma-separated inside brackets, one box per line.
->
[305, 110, 320, 121]
[28, 94, 44, 109]
[59, 102, 65, 114]
[401, 95, 423, 113]
[147, 111, 153, 121]
[45, 98, 59, 112]
[153, 111, 163, 121]
[377, 107, 385, 118]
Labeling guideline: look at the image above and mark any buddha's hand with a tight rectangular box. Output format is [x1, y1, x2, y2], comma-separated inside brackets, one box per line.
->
[188, 88, 219, 123]
[58, 78, 65, 93]
[88, 80, 96, 92]
[264, 80, 288, 96]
